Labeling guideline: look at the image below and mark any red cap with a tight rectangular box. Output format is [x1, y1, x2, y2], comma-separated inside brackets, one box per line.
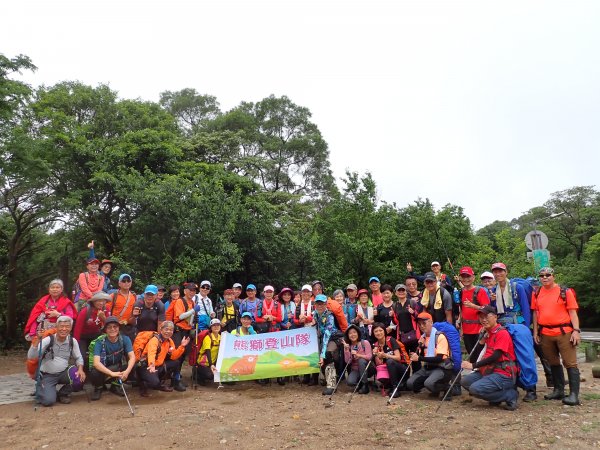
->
[417, 312, 433, 321]
[459, 266, 474, 276]
[223, 289, 234, 295]
[491, 262, 507, 271]
[357, 289, 369, 297]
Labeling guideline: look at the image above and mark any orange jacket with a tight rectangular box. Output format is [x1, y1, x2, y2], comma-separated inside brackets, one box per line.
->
[106, 291, 136, 323]
[173, 298, 195, 331]
[142, 336, 185, 367]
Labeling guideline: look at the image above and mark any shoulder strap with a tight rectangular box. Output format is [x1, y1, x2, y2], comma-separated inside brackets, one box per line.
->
[86, 304, 93, 322]
[559, 285, 568, 303]
[43, 334, 55, 360]
[472, 287, 481, 306]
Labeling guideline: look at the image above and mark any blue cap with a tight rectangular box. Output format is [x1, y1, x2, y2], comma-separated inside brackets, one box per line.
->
[369, 276, 380, 284]
[314, 294, 327, 303]
[144, 285, 158, 295]
[119, 273, 132, 282]
[241, 312, 254, 319]
[246, 284, 256, 291]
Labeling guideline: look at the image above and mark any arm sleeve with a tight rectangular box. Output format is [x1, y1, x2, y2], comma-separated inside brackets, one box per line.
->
[469, 342, 485, 363]
[72, 338, 84, 367]
[477, 289, 490, 306]
[27, 336, 50, 359]
[566, 289, 579, 310]
[362, 341, 373, 360]
[442, 290, 453, 311]
[473, 349, 503, 368]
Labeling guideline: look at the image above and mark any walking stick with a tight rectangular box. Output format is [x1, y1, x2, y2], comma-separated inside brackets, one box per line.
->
[118, 379, 135, 416]
[348, 360, 373, 404]
[387, 362, 412, 405]
[192, 320, 199, 390]
[325, 357, 353, 407]
[33, 314, 46, 411]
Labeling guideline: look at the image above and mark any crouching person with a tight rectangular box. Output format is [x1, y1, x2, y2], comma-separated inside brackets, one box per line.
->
[313, 294, 343, 395]
[195, 319, 222, 385]
[89, 316, 136, 401]
[407, 313, 453, 398]
[343, 324, 373, 394]
[28, 316, 86, 406]
[137, 321, 189, 396]
[460, 305, 519, 411]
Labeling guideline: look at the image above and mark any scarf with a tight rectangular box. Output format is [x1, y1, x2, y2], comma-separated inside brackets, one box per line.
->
[426, 327, 438, 357]
[301, 301, 312, 317]
[421, 289, 442, 310]
[495, 283, 513, 314]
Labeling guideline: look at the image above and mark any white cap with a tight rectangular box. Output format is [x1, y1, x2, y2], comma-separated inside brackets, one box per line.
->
[200, 280, 211, 288]
[232, 283, 242, 289]
[210, 318, 221, 327]
[480, 271, 494, 280]
[263, 285, 274, 292]
[431, 261, 441, 267]
[301, 284, 312, 291]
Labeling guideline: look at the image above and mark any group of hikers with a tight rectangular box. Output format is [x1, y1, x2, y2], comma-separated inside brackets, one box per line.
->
[25, 243, 583, 412]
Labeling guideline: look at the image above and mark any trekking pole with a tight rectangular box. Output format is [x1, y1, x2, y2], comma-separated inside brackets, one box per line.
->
[387, 362, 412, 405]
[348, 360, 373, 404]
[192, 321, 199, 390]
[33, 314, 46, 411]
[117, 379, 135, 416]
[436, 332, 485, 413]
[325, 357, 353, 407]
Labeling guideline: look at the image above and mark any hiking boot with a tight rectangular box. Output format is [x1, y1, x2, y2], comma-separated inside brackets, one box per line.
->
[277, 377, 286, 386]
[109, 384, 125, 397]
[503, 399, 518, 411]
[139, 383, 150, 397]
[58, 395, 71, 404]
[358, 383, 370, 395]
[544, 365, 565, 400]
[523, 388, 537, 402]
[488, 401, 501, 407]
[172, 381, 186, 392]
[322, 387, 335, 395]
[562, 368, 581, 406]
[91, 387, 103, 401]
[451, 384, 462, 396]
[440, 391, 452, 401]
[158, 385, 174, 392]
[324, 363, 337, 394]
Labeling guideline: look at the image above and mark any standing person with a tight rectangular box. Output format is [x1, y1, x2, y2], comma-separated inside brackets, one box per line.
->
[88, 240, 114, 293]
[132, 285, 166, 332]
[392, 283, 420, 372]
[106, 273, 137, 344]
[479, 271, 496, 297]
[343, 324, 373, 394]
[136, 321, 190, 396]
[457, 266, 490, 354]
[195, 280, 216, 331]
[164, 284, 182, 311]
[490, 262, 531, 327]
[311, 280, 348, 332]
[232, 283, 243, 308]
[313, 294, 343, 395]
[73, 292, 110, 363]
[279, 287, 296, 331]
[376, 284, 396, 336]
[532, 267, 581, 406]
[369, 277, 383, 307]
[405, 275, 423, 306]
[218, 289, 240, 333]
[74, 257, 106, 310]
[89, 316, 136, 400]
[372, 322, 410, 397]
[256, 285, 282, 333]
[407, 313, 453, 399]
[354, 289, 375, 341]
[295, 285, 315, 328]
[461, 305, 519, 410]
[195, 319, 222, 386]
[28, 316, 85, 406]
[343, 283, 359, 325]
[240, 284, 260, 325]
[420, 272, 453, 324]
[156, 285, 167, 305]
[407, 261, 453, 290]
[231, 312, 257, 336]
[25, 279, 76, 341]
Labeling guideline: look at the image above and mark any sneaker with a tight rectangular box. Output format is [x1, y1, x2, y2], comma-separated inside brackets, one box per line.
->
[173, 382, 186, 392]
[109, 384, 125, 397]
[523, 390, 537, 402]
[91, 387, 103, 401]
[277, 377, 286, 386]
[58, 395, 71, 404]
[503, 399, 518, 411]
[158, 385, 173, 392]
[322, 387, 334, 396]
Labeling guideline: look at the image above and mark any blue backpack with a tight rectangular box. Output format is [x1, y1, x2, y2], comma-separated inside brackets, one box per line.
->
[433, 321, 462, 373]
[504, 323, 538, 390]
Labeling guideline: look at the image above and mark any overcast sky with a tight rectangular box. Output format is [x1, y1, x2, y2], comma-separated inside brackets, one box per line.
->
[3, 0, 599, 228]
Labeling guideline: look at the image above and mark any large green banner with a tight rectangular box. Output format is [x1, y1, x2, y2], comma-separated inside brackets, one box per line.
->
[214, 327, 321, 382]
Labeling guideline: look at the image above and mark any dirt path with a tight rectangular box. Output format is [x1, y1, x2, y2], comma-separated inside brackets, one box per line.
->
[1, 357, 599, 449]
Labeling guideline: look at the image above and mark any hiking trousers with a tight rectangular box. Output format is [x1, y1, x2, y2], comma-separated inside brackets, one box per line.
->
[89, 363, 132, 387]
[461, 371, 517, 404]
[407, 367, 451, 394]
[540, 333, 577, 369]
[346, 358, 369, 386]
[38, 368, 71, 406]
[137, 359, 180, 389]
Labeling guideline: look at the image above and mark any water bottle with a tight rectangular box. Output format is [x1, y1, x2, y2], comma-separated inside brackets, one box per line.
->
[453, 288, 460, 304]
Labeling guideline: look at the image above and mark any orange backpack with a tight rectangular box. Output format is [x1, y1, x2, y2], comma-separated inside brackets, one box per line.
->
[165, 298, 190, 323]
[133, 331, 160, 361]
[327, 299, 348, 332]
[26, 328, 59, 379]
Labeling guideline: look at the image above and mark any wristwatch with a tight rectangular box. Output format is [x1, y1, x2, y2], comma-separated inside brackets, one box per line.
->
[573, 328, 581, 333]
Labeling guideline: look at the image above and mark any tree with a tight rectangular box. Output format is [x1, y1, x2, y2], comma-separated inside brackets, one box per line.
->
[159, 88, 221, 135]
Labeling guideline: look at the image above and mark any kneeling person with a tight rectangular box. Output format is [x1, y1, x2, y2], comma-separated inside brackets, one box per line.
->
[313, 294, 343, 395]
[460, 305, 519, 410]
[89, 316, 136, 401]
[195, 319, 222, 385]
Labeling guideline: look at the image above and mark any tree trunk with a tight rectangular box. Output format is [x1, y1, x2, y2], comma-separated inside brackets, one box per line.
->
[6, 238, 19, 340]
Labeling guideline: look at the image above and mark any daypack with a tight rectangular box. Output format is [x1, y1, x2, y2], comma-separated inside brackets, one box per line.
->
[189, 329, 211, 366]
[503, 323, 538, 390]
[87, 333, 125, 370]
[133, 331, 161, 361]
[327, 299, 348, 333]
[511, 278, 537, 305]
[26, 331, 73, 379]
[165, 297, 190, 322]
[460, 286, 483, 306]
[433, 321, 462, 373]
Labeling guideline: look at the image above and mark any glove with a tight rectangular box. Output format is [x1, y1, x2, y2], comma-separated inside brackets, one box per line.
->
[193, 304, 201, 313]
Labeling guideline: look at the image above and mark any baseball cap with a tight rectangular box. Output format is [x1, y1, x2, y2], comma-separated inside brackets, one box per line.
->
[539, 267, 554, 275]
[346, 283, 357, 291]
[491, 262, 507, 271]
[241, 312, 253, 319]
[103, 316, 121, 330]
[246, 284, 256, 291]
[301, 284, 312, 291]
[263, 285, 274, 292]
[118, 273, 132, 282]
[368, 276, 380, 284]
[417, 312, 433, 321]
[431, 261, 441, 267]
[157, 285, 166, 292]
[232, 283, 243, 289]
[144, 285, 158, 295]
[394, 284, 406, 292]
[200, 280, 211, 288]
[184, 282, 197, 290]
[357, 288, 369, 297]
[209, 318, 221, 327]
[86, 257, 100, 265]
[478, 305, 498, 316]
[423, 272, 437, 282]
[314, 294, 327, 303]
[223, 289, 234, 295]
[459, 266, 474, 276]
[480, 271, 494, 280]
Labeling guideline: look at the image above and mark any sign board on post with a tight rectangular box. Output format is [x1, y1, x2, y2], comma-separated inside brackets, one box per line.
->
[525, 230, 549, 250]
[533, 249, 550, 274]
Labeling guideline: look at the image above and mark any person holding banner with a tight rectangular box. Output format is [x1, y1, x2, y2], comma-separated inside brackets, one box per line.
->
[195, 319, 222, 386]
[295, 285, 315, 327]
[256, 285, 282, 333]
[313, 294, 343, 395]
[231, 312, 257, 336]
[279, 287, 296, 331]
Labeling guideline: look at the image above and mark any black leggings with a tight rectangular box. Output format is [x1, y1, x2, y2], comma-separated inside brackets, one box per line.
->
[137, 359, 179, 389]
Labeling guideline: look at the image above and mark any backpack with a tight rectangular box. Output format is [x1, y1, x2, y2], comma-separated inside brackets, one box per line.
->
[88, 333, 125, 370]
[460, 286, 483, 306]
[26, 332, 74, 379]
[503, 323, 538, 390]
[327, 299, 348, 333]
[133, 331, 161, 361]
[433, 321, 462, 373]
[510, 278, 537, 304]
[190, 329, 212, 366]
[165, 297, 190, 322]
[533, 284, 571, 305]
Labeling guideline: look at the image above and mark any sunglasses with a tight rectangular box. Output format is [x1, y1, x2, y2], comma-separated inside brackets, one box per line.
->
[539, 274, 553, 278]
[396, 289, 406, 292]
[120, 279, 132, 283]
[201, 285, 211, 289]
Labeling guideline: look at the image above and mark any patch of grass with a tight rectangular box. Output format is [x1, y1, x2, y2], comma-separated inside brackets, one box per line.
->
[374, 431, 385, 441]
[581, 421, 599, 433]
[387, 407, 407, 416]
[581, 393, 600, 401]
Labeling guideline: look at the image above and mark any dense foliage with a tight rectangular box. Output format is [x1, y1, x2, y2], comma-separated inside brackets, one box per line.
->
[1, 53, 599, 346]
